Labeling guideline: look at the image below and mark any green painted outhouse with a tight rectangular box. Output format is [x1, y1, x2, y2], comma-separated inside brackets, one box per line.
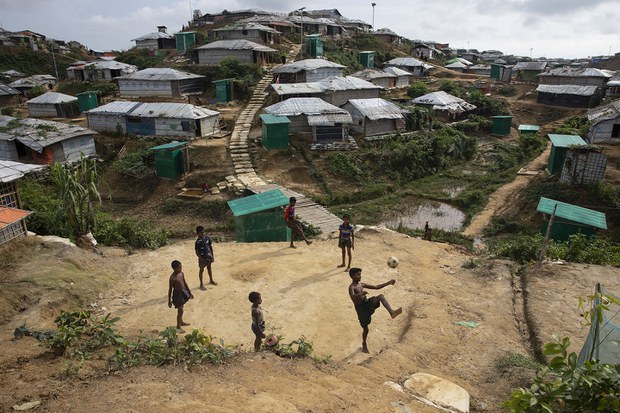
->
[259, 114, 290, 150]
[491, 115, 513, 136]
[149, 141, 189, 180]
[359, 51, 375, 68]
[227, 189, 291, 242]
[490, 64, 501, 80]
[175, 31, 196, 53]
[213, 78, 234, 103]
[305, 34, 323, 58]
[536, 197, 607, 241]
[76, 91, 98, 113]
[546, 134, 587, 176]
[518, 124, 540, 136]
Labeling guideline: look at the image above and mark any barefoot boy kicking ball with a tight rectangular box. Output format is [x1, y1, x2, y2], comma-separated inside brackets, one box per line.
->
[249, 291, 266, 351]
[168, 260, 193, 333]
[348, 267, 402, 353]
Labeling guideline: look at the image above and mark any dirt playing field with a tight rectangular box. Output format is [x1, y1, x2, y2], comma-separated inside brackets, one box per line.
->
[1, 228, 619, 413]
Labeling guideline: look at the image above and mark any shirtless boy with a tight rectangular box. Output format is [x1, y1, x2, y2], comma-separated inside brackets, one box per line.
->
[249, 291, 266, 351]
[348, 267, 402, 353]
[167, 260, 193, 333]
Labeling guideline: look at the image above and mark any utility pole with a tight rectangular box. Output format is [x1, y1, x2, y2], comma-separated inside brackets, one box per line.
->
[371, 3, 376, 29]
[297, 7, 306, 59]
[530, 47, 533, 59]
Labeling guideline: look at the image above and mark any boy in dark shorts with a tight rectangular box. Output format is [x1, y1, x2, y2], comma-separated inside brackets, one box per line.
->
[284, 197, 312, 248]
[348, 267, 402, 353]
[167, 260, 193, 333]
[195, 226, 216, 290]
[249, 291, 266, 351]
[337, 214, 355, 271]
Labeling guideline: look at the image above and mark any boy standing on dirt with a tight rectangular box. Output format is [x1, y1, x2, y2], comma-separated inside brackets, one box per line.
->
[337, 214, 355, 271]
[348, 267, 402, 353]
[249, 291, 266, 351]
[195, 226, 216, 290]
[168, 260, 193, 333]
[284, 197, 312, 248]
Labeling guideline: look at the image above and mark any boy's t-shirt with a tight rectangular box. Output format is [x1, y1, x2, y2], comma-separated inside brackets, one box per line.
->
[195, 235, 213, 258]
[284, 205, 295, 221]
[339, 224, 354, 239]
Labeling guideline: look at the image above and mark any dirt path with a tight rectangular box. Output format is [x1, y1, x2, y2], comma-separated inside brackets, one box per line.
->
[462, 142, 550, 237]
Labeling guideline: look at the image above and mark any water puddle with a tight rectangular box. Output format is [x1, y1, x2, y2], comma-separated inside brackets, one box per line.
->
[383, 201, 466, 232]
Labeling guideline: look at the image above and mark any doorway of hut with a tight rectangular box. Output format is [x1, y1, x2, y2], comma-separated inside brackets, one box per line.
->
[314, 125, 344, 143]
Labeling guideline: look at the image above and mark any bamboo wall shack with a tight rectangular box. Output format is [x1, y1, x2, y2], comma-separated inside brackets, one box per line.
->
[227, 189, 290, 242]
[546, 134, 587, 176]
[536, 197, 607, 241]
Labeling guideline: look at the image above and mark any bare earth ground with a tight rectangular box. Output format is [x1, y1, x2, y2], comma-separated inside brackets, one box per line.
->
[1, 229, 619, 413]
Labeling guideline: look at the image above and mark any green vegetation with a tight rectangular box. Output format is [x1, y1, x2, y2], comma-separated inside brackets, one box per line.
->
[395, 225, 475, 250]
[407, 81, 430, 99]
[25, 85, 47, 99]
[56, 80, 118, 97]
[554, 115, 591, 137]
[0, 45, 77, 76]
[112, 147, 154, 178]
[438, 80, 509, 116]
[497, 85, 517, 97]
[94, 214, 169, 250]
[455, 114, 493, 133]
[496, 352, 544, 371]
[115, 48, 167, 70]
[322, 34, 403, 72]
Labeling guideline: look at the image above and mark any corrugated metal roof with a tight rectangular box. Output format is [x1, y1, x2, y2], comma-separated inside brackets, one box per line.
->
[0, 160, 45, 183]
[382, 66, 413, 77]
[27, 92, 77, 104]
[127, 102, 219, 119]
[411, 91, 476, 114]
[536, 197, 607, 229]
[264, 98, 352, 125]
[197, 40, 276, 52]
[445, 62, 468, 69]
[344, 98, 407, 121]
[271, 83, 324, 95]
[259, 114, 290, 124]
[547, 134, 587, 148]
[307, 113, 352, 125]
[1, 70, 25, 77]
[213, 22, 280, 34]
[84, 60, 138, 71]
[0, 115, 95, 152]
[273, 59, 345, 74]
[116, 68, 204, 81]
[317, 76, 382, 91]
[513, 61, 547, 71]
[518, 124, 541, 132]
[131, 31, 174, 41]
[86, 101, 141, 115]
[538, 67, 612, 78]
[587, 99, 620, 123]
[536, 84, 599, 96]
[238, 15, 299, 28]
[385, 57, 426, 68]
[373, 28, 399, 36]
[0, 84, 20, 96]
[9, 75, 56, 88]
[0, 207, 32, 229]
[351, 68, 396, 80]
[149, 141, 189, 151]
[227, 189, 289, 217]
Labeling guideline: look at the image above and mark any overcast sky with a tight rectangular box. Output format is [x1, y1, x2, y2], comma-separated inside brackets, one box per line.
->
[0, 0, 618, 58]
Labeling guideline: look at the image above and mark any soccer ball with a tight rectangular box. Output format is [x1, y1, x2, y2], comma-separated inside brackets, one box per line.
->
[266, 334, 279, 347]
[387, 256, 399, 268]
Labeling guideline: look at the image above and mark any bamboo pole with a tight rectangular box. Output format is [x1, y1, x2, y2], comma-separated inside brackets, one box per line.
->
[537, 204, 557, 267]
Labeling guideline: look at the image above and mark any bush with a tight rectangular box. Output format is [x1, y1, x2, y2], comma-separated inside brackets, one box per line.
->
[25, 85, 47, 99]
[326, 152, 364, 180]
[19, 179, 71, 238]
[407, 81, 429, 99]
[1, 107, 16, 116]
[112, 147, 154, 178]
[498, 85, 517, 97]
[56, 80, 118, 98]
[94, 214, 169, 250]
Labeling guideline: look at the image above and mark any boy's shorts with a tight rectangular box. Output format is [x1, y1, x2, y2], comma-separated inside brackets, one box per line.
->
[339, 238, 352, 249]
[198, 255, 213, 268]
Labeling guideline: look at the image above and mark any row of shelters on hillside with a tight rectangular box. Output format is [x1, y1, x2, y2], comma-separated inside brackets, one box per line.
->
[66, 59, 138, 81]
[273, 59, 345, 83]
[86, 102, 220, 139]
[8, 75, 56, 94]
[0, 116, 96, 164]
[270, 76, 382, 106]
[410, 91, 476, 120]
[26, 92, 79, 118]
[196, 40, 277, 65]
[211, 22, 281, 44]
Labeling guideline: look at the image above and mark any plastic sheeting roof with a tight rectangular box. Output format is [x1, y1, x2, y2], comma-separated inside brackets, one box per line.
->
[27, 92, 77, 104]
[343, 98, 407, 121]
[238, 15, 299, 28]
[0, 160, 45, 183]
[83, 60, 138, 71]
[513, 61, 547, 71]
[411, 91, 476, 114]
[536, 84, 599, 96]
[373, 28, 399, 36]
[0, 84, 20, 96]
[9, 75, 56, 88]
[445, 62, 468, 69]
[196, 40, 276, 52]
[271, 76, 381, 96]
[116, 68, 204, 81]
[273, 59, 345, 74]
[271, 83, 324, 95]
[382, 66, 413, 77]
[264, 98, 352, 124]
[538, 67, 612, 78]
[587, 99, 620, 123]
[87, 101, 218, 119]
[385, 57, 427, 68]
[351, 68, 396, 80]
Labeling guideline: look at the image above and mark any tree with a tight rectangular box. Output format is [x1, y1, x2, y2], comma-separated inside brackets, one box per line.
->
[50, 155, 102, 239]
[407, 81, 429, 99]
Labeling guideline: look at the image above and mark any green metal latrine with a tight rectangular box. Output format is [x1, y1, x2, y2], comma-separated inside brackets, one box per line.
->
[546, 134, 587, 176]
[537, 197, 607, 241]
[213, 78, 234, 103]
[491, 115, 513, 136]
[76, 91, 98, 113]
[359, 51, 375, 68]
[227, 189, 291, 242]
[149, 141, 189, 180]
[305, 34, 323, 58]
[175, 32, 196, 53]
[259, 114, 290, 150]
[518, 124, 540, 135]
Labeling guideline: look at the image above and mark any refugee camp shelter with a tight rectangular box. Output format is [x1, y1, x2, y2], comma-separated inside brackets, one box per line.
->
[0, 116, 96, 164]
[27, 92, 79, 118]
[132, 26, 176, 50]
[536, 84, 601, 108]
[536, 197, 607, 241]
[196, 40, 276, 65]
[211, 23, 280, 44]
[341, 98, 407, 136]
[518, 124, 540, 136]
[546, 134, 587, 176]
[490, 63, 512, 82]
[87, 102, 220, 139]
[9, 75, 56, 94]
[537, 67, 612, 87]
[372, 28, 400, 44]
[560, 146, 607, 185]
[411, 91, 476, 120]
[259, 114, 290, 150]
[66, 60, 138, 81]
[513, 61, 547, 82]
[271, 76, 381, 106]
[149, 141, 189, 180]
[0, 84, 21, 108]
[606, 74, 620, 98]
[351, 68, 396, 89]
[237, 15, 300, 36]
[117, 68, 205, 98]
[412, 43, 442, 59]
[0, 160, 45, 208]
[272, 59, 345, 83]
[445, 61, 468, 72]
[382, 66, 413, 87]
[263, 97, 352, 142]
[384, 57, 431, 77]
[586, 99, 620, 144]
[227, 189, 290, 242]
[0, 206, 31, 246]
